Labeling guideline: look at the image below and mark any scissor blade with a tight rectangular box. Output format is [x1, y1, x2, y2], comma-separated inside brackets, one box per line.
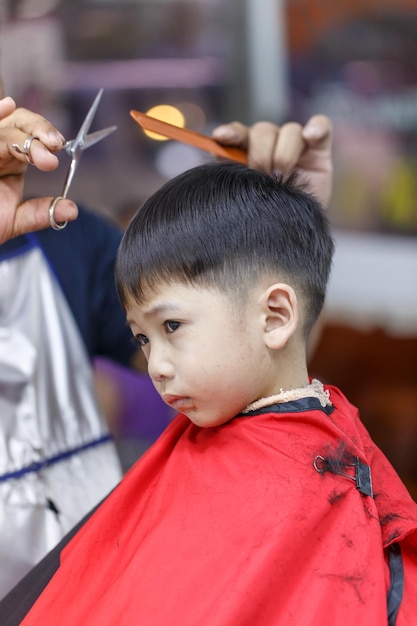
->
[82, 126, 117, 150]
[71, 88, 104, 150]
[64, 126, 117, 155]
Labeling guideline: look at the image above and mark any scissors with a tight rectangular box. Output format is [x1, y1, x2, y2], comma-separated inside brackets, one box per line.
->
[49, 88, 117, 230]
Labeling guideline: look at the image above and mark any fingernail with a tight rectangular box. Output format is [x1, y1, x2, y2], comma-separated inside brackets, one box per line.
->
[305, 124, 322, 139]
[48, 132, 65, 147]
[212, 125, 236, 140]
[61, 199, 79, 219]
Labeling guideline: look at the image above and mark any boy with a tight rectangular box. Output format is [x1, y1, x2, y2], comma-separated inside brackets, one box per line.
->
[9, 162, 417, 625]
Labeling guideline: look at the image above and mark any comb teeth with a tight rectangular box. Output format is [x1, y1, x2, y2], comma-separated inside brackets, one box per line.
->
[130, 110, 247, 165]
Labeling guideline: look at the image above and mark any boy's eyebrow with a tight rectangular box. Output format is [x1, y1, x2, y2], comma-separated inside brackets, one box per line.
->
[145, 302, 183, 317]
[126, 302, 183, 325]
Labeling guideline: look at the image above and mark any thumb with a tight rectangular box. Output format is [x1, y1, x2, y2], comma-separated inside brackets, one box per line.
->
[302, 115, 333, 152]
[15, 196, 78, 237]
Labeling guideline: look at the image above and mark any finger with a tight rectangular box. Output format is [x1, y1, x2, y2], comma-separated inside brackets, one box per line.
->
[302, 114, 333, 152]
[15, 196, 78, 236]
[23, 138, 60, 171]
[246, 121, 280, 173]
[299, 118, 333, 178]
[1, 107, 65, 152]
[0, 96, 16, 119]
[272, 122, 305, 175]
[211, 121, 250, 150]
[9, 135, 60, 171]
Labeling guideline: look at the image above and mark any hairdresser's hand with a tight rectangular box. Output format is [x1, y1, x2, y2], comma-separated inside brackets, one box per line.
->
[0, 96, 78, 244]
[212, 115, 333, 209]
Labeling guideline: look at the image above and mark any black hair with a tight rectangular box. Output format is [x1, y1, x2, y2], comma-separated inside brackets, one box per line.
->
[115, 162, 334, 335]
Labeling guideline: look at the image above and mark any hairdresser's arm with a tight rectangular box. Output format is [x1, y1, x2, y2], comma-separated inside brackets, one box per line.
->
[0, 97, 78, 244]
[212, 115, 333, 209]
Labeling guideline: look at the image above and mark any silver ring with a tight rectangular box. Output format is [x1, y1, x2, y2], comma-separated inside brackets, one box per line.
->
[49, 196, 68, 231]
[11, 135, 38, 164]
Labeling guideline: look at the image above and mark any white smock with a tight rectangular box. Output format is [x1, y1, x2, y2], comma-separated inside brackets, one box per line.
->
[0, 245, 122, 598]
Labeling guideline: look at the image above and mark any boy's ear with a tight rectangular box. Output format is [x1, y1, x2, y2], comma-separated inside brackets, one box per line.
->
[261, 283, 299, 350]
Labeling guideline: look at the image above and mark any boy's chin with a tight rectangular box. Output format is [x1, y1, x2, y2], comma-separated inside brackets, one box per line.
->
[185, 408, 239, 429]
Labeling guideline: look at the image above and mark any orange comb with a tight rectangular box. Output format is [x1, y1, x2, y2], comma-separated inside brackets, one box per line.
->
[130, 110, 247, 165]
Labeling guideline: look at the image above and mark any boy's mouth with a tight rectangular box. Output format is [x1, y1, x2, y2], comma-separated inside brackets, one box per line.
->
[163, 395, 195, 412]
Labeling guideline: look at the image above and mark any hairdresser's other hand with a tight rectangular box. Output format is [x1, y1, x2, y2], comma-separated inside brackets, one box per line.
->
[0, 96, 78, 243]
[212, 115, 333, 209]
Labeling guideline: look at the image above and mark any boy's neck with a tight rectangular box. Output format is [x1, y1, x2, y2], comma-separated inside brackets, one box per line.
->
[242, 379, 331, 413]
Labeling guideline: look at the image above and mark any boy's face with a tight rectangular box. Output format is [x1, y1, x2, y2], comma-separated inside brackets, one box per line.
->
[125, 280, 278, 427]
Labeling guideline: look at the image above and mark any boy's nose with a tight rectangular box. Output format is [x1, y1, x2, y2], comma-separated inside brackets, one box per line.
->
[147, 349, 174, 383]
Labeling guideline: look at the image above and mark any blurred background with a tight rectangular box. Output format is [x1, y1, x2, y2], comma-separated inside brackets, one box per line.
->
[1, 0, 417, 494]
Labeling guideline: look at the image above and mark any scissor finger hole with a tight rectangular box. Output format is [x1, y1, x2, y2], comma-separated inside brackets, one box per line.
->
[49, 196, 68, 231]
[11, 135, 39, 164]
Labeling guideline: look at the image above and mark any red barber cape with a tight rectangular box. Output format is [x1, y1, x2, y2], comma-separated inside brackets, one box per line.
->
[19, 386, 417, 625]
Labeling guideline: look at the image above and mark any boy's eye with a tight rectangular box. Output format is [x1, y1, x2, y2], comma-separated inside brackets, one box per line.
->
[135, 334, 149, 347]
[164, 320, 180, 333]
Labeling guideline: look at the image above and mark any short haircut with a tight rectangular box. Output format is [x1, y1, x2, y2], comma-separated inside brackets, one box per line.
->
[115, 162, 334, 335]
